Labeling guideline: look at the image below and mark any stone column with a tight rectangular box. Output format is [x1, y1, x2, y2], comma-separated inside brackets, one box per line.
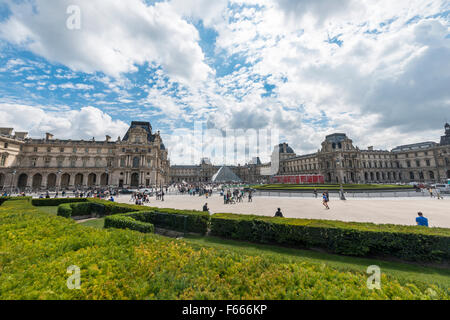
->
[42, 173, 48, 189]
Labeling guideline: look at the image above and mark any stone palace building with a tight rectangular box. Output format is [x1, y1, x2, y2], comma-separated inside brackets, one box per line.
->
[0, 121, 170, 191]
[1, 121, 449, 190]
[275, 123, 450, 184]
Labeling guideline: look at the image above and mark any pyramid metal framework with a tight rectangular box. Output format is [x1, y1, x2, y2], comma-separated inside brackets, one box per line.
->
[211, 166, 242, 183]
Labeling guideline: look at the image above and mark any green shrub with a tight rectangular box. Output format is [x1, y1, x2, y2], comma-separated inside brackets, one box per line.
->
[104, 215, 154, 233]
[32, 198, 87, 207]
[57, 203, 72, 218]
[0, 199, 448, 300]
[148, 209, 209, 234]
[1, 196, 32, 206]
[86, 200, 209, 234]
[87, 198, 144, 214]
[210, 213, 450, 262]
[57, 202, 105, 218]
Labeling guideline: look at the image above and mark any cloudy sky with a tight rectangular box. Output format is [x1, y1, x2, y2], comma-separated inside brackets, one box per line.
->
[0, 0, 449, 164]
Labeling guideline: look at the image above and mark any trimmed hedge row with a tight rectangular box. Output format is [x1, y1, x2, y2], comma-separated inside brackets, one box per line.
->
[104, 215, 154, 233]
[57, 202, 106, 218]
[210, 213, 450, 262]
[148, 209, 209, 234]
[32, 198, 87, 207]
[1, 196, 33, 205]
[52, 199, 209, 234]
[3, 199, 448, 300]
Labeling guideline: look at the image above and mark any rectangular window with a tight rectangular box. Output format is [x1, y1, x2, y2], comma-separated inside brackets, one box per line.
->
[34, 147, 38, 152]
[60, 148, 65, 153]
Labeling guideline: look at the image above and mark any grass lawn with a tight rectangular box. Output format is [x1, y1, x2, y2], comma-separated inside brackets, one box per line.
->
[184, 235, 450, 290]
[79, 218, 105, 229]
[253, 184, 414, 191]
[36, 206, 59, 215]
[30, 204, 450, 294]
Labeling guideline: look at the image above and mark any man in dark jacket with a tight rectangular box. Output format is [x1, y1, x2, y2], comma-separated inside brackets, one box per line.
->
[275, 208, 283, 218]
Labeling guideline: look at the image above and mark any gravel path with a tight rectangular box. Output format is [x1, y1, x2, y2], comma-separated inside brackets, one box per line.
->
[116, 194, 450, 228]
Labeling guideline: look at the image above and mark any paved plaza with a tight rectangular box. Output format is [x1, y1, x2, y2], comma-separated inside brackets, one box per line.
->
[116, 194, 450, 228]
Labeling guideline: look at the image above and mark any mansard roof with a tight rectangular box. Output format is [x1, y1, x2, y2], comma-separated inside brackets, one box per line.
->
[122, 121, 155, 143]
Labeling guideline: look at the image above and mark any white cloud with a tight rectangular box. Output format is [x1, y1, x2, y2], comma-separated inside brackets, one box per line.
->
[0, 104, 129, 140]
[0, 0, 212, 83]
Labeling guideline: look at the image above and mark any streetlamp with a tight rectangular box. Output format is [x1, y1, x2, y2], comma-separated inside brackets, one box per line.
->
[10, 169, 16, 196]
[56, 169, 62, 197]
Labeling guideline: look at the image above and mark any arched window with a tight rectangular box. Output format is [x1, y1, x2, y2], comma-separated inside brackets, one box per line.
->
[133, 157, 140, 168]
[429, 171, 435, 180]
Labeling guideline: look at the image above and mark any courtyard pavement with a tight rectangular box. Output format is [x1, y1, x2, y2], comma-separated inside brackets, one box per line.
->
[116, 194, 450, 228]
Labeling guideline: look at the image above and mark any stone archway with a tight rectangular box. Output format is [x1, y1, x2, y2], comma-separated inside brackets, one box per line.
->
[74, 173, 84, 187]
[61, 173, 70, 188]
[447, 170, 450, 179]
[100, 173, 108, 186]
[0, 173, 5, 189]
[32, 174, 42, 190]
[131, 172, 139, 188]
[47, 173, 57, 189]
[88, 173, 97, 187]
[18, 173, 28, 190]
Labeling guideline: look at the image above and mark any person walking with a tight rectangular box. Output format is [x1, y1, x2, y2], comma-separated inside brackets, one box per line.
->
[322, 192, 330, 210]
[416, 212, 429, 227]
[313, 189, 318, 198]
[203, 203, 209, 213]
[436, 188, 443, 200]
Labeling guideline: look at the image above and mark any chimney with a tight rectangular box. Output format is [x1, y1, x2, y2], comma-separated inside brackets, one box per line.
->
[15, 132, 28, 140]
[368, 146, 374, 151]
[0, 128, 13, 136]
[46, 133, 54, 140]
[106, 135, 111, 142]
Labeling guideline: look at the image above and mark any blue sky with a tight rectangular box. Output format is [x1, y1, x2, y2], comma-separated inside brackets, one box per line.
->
[0, 0, 449, 164]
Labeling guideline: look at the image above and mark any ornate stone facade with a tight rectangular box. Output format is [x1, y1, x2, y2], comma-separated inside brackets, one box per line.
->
[169, 158, 264, 184]
[0, 122, 170, 191]
[277, 125, 450, 184]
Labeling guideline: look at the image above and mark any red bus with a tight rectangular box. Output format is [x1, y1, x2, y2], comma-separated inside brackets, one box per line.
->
[270, 175, 325, 184]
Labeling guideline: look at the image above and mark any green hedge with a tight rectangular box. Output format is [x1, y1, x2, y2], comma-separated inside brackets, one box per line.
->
[210, 213, 450, 262]
[55, 200, 208, 234]
[104, 215, 154, 233]
[86, 198, 145, 214]
[32, 198, 87, 207]
[57, 202, 106, 218]
[87, 199, 209, 234]
[3, 199, 447, 300]
[1, 197, 32, 205]
[148, 209, 209, 234]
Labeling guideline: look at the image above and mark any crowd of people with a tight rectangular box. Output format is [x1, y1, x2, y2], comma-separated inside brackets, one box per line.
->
[221, 189, 253, 204]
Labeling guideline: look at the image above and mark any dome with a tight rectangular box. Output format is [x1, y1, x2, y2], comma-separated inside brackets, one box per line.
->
[278, 143, 295, 154]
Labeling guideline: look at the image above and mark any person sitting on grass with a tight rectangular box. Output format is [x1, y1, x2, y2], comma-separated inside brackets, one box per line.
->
[274, 208, 283, 218]
[203, 203, 209, 213]
[416, 212, 429, 227]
